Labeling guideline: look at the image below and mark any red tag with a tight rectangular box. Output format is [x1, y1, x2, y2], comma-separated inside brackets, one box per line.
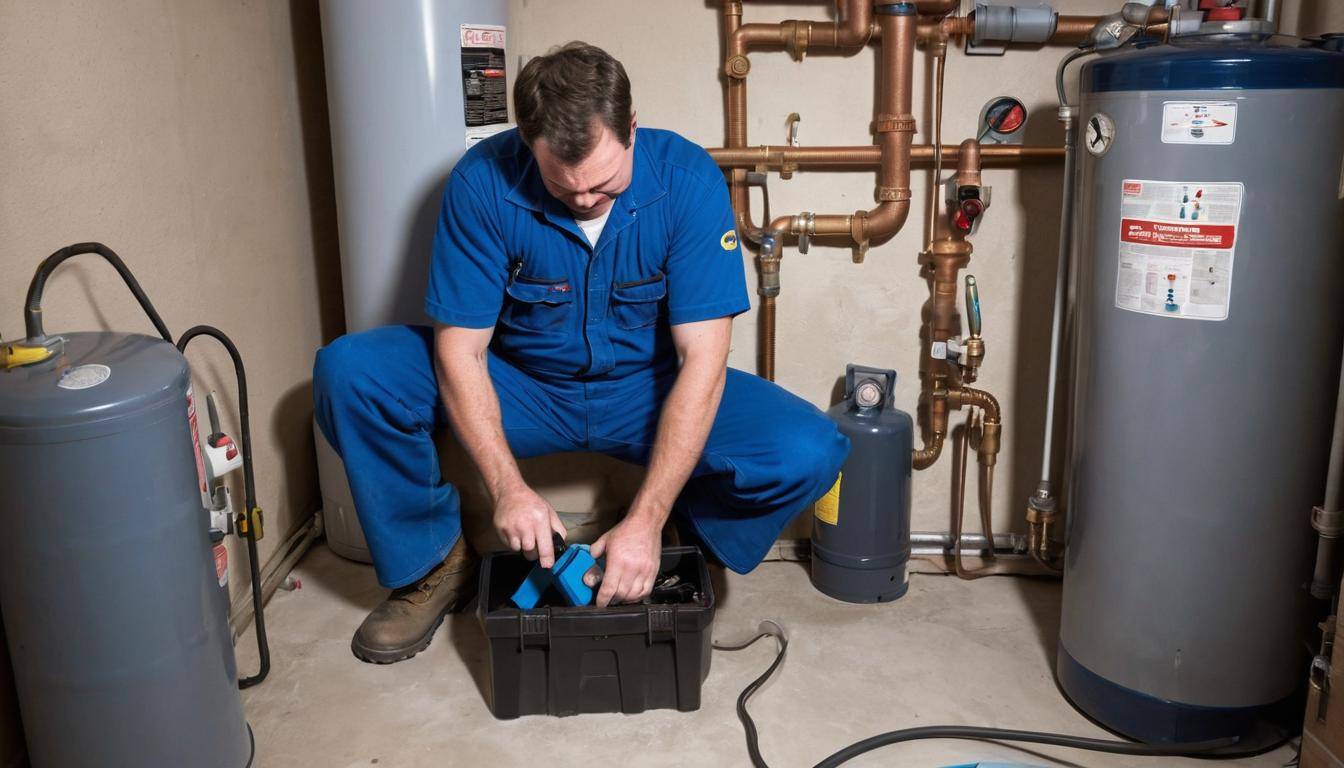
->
[1120, 218, 1235, 249]
[213, 544, 228, 588]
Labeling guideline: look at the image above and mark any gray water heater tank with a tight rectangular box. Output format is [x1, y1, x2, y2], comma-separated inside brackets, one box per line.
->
[0, 332, 252, 767]
[1060, 41, 1344, 746]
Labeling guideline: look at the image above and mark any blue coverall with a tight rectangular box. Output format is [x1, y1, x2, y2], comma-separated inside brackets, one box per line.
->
[313, 128, 849, 589]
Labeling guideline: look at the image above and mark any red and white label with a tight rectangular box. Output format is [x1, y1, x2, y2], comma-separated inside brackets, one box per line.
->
[186, 385, 207, 495]
[213, 543, 229, 588]
[1120, 219, 1235, 249]
[460, 24, 504, 49]
[1114, 180, 1244, 321]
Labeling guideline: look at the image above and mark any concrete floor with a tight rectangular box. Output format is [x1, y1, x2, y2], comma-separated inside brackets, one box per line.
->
[238, 547, 1298, 768]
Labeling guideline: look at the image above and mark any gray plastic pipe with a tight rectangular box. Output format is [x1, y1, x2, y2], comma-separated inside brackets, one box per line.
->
[1310, 349, 1344, 599]
[1034, 100, 1081, 501]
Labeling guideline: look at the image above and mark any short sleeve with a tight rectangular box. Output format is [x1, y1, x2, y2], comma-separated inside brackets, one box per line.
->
[664, 169, 751, 326]
[424, 170, 508, 328]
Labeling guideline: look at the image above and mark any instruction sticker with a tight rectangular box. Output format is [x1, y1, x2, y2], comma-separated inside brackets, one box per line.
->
[1115, 180, 1243, 321]
[815, 473, 842, 526]
[1161, 101, 1236, 145]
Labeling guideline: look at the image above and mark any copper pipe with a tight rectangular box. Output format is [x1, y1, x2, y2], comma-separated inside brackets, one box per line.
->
[759, 294, 776, 381]
[706, 144, 1063, 170]
[925, 42, 947, 254]
[762, 7, 916, 254]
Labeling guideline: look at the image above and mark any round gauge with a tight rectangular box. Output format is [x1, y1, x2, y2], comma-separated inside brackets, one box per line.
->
[978, 96, 1027, 144]
[1085, 112, 1115, 157]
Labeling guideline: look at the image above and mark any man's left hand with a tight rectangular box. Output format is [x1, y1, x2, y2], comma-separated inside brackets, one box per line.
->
[585, 514, 662, 606]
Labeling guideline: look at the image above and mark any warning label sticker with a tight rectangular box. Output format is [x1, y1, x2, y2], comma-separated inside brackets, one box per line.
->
[1161, 101, 1236, 145]
[815, 473, 841, 526]
[1115, 180, 1243, 321]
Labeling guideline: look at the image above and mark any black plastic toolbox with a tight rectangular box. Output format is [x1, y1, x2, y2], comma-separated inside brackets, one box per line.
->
[477, 545, 716, 718]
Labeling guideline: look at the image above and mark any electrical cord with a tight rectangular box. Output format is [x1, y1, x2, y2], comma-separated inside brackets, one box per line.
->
[714, 620, 1272, 768]
[23, 242, 173, 343]
[176, 326, 270, 690]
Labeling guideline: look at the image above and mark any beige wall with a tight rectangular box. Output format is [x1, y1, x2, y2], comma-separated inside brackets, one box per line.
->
[510, 0, 1344, 536]
[0, 0, 342, 605]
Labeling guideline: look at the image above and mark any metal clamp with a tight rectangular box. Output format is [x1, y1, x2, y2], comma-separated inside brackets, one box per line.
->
[796, 212, 815, 254]
[1311, 653, 1332, 722]
[1314, 506, 1344, 537]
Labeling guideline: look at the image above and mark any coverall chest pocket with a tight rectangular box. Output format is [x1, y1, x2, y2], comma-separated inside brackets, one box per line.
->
[503, 275, 575, 332]
[610, 272, 667, 330]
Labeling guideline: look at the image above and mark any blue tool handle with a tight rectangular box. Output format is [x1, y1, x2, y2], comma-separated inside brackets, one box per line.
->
[965, 275, 982, 338]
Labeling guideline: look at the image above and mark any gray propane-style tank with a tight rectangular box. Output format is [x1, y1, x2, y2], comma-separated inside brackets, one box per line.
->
[811, 364, 914, 603]
[0, 331, 253, 766]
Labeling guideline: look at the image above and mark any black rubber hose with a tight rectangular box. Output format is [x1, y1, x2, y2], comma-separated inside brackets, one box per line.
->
[24, 242, 173, 342]
[176, 325, 270, 689]
[716, 622, 1254, 768]
[812, 727, 1238, 768]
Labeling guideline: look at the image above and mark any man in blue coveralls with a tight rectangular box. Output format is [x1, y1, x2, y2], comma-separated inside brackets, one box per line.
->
[314, 42, 848, 664]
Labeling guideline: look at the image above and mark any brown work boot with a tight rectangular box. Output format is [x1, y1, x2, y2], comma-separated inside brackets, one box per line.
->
[351, 537, 478, 664]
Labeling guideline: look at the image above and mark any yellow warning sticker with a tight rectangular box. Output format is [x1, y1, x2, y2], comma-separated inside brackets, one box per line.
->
[815, 473, 842, 525]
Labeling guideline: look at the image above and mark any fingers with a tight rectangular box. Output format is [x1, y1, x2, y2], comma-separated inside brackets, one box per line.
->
[549, 509, 566, 538]
[589, 533, 607, 559]
[520, 529, 537, 562]
[583, 564, 602, 589]
[536, 521, 556, 569]
[595, 568, 623, 607]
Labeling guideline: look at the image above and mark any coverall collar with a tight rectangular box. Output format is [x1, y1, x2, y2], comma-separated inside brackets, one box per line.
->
[504, 130, 668, 218]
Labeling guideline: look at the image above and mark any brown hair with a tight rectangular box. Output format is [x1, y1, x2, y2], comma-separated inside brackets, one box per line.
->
[513, 42, 632, 165]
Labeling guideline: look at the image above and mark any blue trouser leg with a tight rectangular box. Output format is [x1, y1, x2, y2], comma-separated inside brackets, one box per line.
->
[590, 368, 850, 573]
[313, 325, 581, 588]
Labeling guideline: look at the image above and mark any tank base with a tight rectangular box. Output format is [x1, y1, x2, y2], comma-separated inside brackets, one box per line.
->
[1056, 644, 1299, 751]
[810, 548, 909, 604]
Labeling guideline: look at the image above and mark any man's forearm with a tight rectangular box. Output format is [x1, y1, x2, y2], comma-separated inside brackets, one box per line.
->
[433, 333, 523, 502]
[627, 353, 727, 526]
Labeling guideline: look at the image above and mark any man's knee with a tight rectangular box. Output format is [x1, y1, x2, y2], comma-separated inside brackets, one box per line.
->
[313, 333, 364, 401]
[755, 407, 848, 499]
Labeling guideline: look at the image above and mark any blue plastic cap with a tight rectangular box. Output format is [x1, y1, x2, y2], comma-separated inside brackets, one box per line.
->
[875, 2, 917, 16]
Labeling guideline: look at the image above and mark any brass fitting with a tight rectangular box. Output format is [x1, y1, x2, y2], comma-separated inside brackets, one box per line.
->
[783, 20, 811, 61]
[725, 54, 751, 79]
[757, 254, 781, 298]
[913, 385, 949, 470]
[947, 386, 1001, 466]
[961, 336, 985, 380]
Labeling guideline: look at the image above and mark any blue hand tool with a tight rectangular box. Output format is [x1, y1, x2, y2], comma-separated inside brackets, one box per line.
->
[511, 532, 600, 609]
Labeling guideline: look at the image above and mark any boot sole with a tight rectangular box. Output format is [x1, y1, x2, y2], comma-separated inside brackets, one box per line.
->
[350, 594, 473, 665]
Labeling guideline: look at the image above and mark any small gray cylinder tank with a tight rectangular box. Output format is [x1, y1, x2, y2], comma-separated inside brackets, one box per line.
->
[1060, 41, 1344, 745]
[0, 332, 251, 767]
[812, 365, 913, 603]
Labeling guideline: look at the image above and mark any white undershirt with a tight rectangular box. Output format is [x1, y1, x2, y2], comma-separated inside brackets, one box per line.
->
[575, 209, 612, 247]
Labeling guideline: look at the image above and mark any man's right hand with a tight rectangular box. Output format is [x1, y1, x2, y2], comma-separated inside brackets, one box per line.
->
[493, 483, 566, 568]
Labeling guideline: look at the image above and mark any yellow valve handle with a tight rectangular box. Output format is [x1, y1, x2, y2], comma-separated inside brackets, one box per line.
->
[237, 506, 264, 542]
[1, 343, 55, 369]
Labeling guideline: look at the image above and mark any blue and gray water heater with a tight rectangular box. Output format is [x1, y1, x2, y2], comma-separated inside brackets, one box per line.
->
[1060, 40, 1344, 745]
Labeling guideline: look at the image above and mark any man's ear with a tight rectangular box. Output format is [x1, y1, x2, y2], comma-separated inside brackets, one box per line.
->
[628, 112, 638, 144]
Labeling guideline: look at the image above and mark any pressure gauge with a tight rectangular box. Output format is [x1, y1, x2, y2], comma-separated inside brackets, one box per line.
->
[1085, 112, 1115, 156]
[978, 96, 1027, 145]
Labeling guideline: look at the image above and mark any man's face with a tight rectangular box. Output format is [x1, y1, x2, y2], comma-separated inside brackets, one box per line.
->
[532, 117, 636, 220]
